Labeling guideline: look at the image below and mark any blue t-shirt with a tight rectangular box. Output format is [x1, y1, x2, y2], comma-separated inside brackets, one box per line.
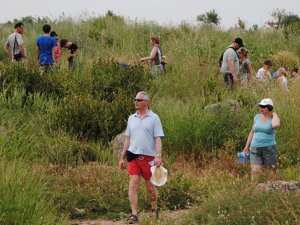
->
[37, 36, 57, 65]
[250, 114, 276, 147]
[125, 110, 164, 157]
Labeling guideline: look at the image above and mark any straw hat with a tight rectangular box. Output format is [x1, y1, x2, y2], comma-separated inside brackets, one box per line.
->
[150, 165, 168, 186]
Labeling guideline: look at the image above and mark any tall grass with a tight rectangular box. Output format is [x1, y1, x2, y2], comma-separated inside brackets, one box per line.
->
[0, 157, 66, 224]
[0, 14, 299, 222]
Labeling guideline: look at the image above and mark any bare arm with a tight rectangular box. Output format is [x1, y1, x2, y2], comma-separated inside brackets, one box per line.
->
[19, 43, 26, 58]
[52, 46, 57, 66]
[272, 112, 280, 128]
[243, 127, 254, 152]
[154, 136, 162, 166]
[139, 47, 158, 62]
[246, 63, 254, 80]
[4, 43, 12, 59]
[228, 58, 238, 82]
[119, 136, 130, 169]
[36, 46, 40, 61]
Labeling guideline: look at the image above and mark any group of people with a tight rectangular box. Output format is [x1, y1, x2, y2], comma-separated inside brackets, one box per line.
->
[220, 37, 299, 89]
[4, 22, 79, 72]
[118, 91, 281, 224]
[3, 23, 290, 224]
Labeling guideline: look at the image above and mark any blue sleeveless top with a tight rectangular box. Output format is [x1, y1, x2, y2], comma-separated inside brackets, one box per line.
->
[250, 114, 276, 147]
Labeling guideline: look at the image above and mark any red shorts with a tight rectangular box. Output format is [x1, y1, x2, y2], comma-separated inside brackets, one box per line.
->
[128, 155, 155, 180]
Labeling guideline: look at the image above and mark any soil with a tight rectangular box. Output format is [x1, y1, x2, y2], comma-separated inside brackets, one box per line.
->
[69, 209, 190, 225]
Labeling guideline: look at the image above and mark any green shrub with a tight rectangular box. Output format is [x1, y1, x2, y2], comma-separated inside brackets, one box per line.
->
[55, 59, 155, 141]
[159, 172, 194, 210]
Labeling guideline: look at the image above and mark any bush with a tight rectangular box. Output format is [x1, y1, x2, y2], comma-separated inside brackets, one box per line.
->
[55, 59, 155, 141]
[0, 63, 65, 98]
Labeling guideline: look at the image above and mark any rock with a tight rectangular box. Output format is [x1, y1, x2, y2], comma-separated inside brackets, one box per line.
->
[111, 131, 126, 155]
[256, 180, 300, 192]
[204, 99, 240, 114]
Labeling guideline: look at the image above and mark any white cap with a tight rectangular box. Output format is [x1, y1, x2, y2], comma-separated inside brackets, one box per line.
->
[150, 165, 168, 186]
[258, 98, 273, 106]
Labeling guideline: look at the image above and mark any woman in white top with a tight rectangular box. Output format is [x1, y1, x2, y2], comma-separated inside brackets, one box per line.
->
[139, 36, 164, 76]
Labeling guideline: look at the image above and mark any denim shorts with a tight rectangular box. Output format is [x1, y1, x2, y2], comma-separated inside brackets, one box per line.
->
[151, 64, 163, 76]
[250, 144, 278, 168]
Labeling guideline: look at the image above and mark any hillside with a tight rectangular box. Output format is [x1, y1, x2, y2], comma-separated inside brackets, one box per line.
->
[0, 14, 299, 224]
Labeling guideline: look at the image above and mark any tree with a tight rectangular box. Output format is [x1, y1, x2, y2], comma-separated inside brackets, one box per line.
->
[197, 10, 221, 26]
[237, 18, 246, 30]
[281, 14, 300, 27]
[271, 9, 287, 22]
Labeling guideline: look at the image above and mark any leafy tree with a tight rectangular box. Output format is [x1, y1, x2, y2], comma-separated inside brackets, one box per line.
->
[281, 14, 300, 27]
[197, 10, 221, 26]
[237, 18, 246, 30]
[252, 24, 258, 31]
[271, 8, 287, 23]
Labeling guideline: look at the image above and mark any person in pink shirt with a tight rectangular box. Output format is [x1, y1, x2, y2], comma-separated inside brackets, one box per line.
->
[50, 31, 61, 66]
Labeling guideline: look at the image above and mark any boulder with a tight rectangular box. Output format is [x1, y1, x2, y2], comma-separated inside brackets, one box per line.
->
[256, 180, 300, 192]
[111, 131, 126, 155]
[204, 99, 240, 114]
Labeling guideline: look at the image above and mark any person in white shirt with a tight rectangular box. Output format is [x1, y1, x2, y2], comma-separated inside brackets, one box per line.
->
[256, 60, 272, 82]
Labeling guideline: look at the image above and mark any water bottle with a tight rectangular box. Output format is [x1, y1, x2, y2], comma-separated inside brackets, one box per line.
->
[237, 151, 250, 163]
[148, 160, 155, 166]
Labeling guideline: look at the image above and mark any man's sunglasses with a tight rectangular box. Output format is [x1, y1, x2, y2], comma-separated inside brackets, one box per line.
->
[134, 98, 146, 102]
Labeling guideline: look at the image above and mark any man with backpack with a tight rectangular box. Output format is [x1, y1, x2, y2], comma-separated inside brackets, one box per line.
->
[4, 22, 27, 62]
[220, 38, 244, 89]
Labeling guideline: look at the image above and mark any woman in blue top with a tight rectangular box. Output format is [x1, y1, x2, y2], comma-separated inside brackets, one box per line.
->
[243, 98, 280, 177]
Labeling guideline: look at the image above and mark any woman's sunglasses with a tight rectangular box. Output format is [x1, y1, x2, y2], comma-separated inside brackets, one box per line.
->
[259, 105, 268, 108]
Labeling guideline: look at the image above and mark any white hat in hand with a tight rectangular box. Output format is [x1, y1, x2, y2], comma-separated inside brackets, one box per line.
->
[150, 165, 168, 186]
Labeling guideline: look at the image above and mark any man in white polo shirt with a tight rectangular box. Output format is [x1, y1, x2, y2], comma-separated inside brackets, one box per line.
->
[119, 91, 164, 224]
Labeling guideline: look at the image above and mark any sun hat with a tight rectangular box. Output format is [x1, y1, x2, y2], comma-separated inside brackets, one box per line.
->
[150, 165, 168, 186]
[234, 37, 244, 47]
[258, 98, 273, 107]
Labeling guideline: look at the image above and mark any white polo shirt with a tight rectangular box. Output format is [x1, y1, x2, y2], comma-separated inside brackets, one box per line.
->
[125, 110, 164, 157]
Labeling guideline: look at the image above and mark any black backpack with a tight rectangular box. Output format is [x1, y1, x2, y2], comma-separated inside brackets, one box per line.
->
[219, 47, 238, 68]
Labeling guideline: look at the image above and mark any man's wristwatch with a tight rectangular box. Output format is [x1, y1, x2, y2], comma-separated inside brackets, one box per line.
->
[156, 154, 162, 158]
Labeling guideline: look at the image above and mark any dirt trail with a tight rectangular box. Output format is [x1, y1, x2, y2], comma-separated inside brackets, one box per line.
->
[70, 209, 190, 225]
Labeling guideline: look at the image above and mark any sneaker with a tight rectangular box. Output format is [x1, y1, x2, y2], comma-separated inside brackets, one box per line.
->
[127, 214, 138, 224]
[152, 207, 160, 220]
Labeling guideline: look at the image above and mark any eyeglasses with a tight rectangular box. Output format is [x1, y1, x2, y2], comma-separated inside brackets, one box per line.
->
[134, 98, 146, 102]
[259, 105, 268, 108]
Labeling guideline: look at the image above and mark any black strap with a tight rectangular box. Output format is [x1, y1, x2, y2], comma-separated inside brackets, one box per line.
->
[227, 47, 238, 58]
[13, 34, 18, 54]
[154, 46, 163, 65]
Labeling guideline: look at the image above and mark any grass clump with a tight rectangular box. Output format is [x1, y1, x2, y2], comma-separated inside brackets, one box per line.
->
[0, 158, 66, 225]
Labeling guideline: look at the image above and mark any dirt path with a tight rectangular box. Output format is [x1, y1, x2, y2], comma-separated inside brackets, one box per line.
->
[70, 209, 190, 225]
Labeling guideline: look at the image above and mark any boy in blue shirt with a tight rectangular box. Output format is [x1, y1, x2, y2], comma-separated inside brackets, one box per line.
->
[36, 24, 57, 73]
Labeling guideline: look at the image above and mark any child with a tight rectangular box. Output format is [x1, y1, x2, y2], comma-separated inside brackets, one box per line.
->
[256, 60, 272, 81]
[60, 38, 79, 69]
[276, 67, 288, 89]
[50, 31, 61, 66]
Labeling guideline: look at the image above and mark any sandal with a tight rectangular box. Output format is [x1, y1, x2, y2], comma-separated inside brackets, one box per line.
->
[127, 214, 138, 224]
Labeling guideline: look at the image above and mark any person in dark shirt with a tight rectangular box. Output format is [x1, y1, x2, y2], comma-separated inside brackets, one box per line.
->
[60, 38, 79, 69]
